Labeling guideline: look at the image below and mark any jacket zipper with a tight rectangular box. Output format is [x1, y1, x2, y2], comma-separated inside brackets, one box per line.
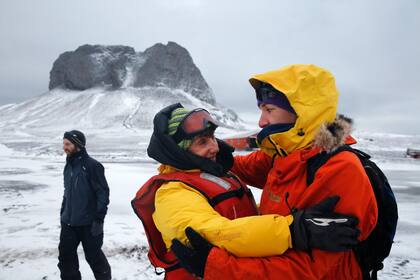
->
[68, 164, 74, 225]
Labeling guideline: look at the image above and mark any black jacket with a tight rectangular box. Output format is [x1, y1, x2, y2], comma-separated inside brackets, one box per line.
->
[60, 149, 110, 226]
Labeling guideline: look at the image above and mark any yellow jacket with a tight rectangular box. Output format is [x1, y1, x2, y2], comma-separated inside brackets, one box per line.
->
[152, 164, 294, 257]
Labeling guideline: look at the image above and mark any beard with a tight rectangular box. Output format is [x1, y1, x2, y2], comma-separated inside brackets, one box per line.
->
[64, 146, 78, 156]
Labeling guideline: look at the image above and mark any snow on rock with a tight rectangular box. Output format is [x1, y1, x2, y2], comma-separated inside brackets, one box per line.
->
[49, 45, 136, 90]
[48, 42, 216, 105]
[134, 42, 215, 105]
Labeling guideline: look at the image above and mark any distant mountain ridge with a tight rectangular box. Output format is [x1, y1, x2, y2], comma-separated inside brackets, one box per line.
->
[0, 42, 242, 143]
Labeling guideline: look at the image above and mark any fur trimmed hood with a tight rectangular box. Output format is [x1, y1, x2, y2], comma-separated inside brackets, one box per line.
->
[313, 115, 353, 153]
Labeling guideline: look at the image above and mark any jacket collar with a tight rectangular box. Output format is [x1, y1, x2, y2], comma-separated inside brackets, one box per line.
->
[158, 164, 200, 174]
[262, 115, 356, 158]
[66, 148, 88, 163]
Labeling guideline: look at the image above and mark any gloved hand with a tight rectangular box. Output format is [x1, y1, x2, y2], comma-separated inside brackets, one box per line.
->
[215, 139, 235, 173]
[91, 220, 104, 236]
[290, 196, 360, 253]
[171, 227, 213, 278]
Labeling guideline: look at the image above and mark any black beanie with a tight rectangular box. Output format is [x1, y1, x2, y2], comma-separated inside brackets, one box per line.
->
[63, 130, 86, 148]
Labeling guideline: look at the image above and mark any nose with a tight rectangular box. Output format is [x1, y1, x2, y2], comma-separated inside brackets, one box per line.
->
[209, 137, 219, 153]
[259, 113, 269, 128]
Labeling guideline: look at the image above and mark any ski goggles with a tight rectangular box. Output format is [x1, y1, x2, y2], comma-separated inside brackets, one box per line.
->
[172, 108, 218, 143]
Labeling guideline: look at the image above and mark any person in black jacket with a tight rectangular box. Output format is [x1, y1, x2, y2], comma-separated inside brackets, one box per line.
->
[58, 130, 111, 280]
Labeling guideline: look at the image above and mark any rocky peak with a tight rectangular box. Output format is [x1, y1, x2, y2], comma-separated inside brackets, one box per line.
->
[49, 42, 215, 105]
[49, 44, 135, 90]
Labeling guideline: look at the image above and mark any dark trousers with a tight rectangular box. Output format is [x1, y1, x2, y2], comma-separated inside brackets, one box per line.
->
[58, 223, 111, 280]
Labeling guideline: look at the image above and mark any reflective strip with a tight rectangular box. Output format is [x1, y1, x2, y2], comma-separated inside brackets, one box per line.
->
[305, 218, 349, 226]
[200, 173, 231, 190]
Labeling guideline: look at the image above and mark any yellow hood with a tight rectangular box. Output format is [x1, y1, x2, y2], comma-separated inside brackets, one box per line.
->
[250, 64, 339, 156]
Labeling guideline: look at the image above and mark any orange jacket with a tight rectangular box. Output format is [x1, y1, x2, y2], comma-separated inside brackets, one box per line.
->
[204, 147, 378, 280]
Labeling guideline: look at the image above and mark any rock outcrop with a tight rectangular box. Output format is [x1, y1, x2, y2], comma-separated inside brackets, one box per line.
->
[49, 42, 216, 105]
[49, 45, 135, 90]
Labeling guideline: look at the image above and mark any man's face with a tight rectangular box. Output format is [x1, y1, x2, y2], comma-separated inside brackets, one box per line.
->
[188, 132, 219, 161]
[258, 104, 297, 128]
[63, 139, 78, 155]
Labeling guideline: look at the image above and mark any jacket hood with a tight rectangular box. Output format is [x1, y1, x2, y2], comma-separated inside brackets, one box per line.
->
[312, 114, 353, 153]
[250, 64, 339, 156]
[147, 103, 234, 177]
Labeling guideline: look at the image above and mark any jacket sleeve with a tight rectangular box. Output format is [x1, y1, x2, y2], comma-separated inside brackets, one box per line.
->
[204, 152, 378, 280]
[232, 150, 273, 189]
[61, 164, 68, 216]
[153, 182, 293, 257]
[90, 162, 110, 222]
[205, 248, 353, 280]
[60, 196, 66, 215]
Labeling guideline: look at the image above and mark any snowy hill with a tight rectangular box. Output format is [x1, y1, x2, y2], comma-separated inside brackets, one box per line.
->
[0, 87, 241, 159]
[0, 87, 240, 132]
[0, 42, 243, 158]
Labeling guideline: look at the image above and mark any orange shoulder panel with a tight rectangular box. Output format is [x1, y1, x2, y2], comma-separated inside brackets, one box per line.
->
[232, 151, 273, 189]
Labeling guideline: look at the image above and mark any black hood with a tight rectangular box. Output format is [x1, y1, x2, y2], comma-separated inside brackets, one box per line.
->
[147, 103, 234, 177]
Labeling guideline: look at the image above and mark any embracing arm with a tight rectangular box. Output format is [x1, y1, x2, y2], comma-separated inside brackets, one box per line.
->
[232, 150, 273, 189]
[153, 181, 293, 257]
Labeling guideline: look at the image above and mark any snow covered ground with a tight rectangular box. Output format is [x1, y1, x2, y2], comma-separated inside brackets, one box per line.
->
[1, 129, 420, 279]
[0, 144, 161, 279]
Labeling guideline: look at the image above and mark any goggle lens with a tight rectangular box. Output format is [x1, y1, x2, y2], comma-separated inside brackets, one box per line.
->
[172, 108, 218, 143]
[181, 109, 216, 134]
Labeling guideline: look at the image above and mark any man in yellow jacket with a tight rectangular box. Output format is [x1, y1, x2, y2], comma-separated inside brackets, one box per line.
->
[133, 102, 360, 279]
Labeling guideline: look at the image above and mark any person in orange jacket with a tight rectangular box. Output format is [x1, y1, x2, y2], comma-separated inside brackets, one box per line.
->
[171, 64, 379, 280]
[134, 102, 360, 279]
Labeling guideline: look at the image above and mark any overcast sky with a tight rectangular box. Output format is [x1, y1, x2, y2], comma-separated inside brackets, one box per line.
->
[0, 0, 419, 134]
